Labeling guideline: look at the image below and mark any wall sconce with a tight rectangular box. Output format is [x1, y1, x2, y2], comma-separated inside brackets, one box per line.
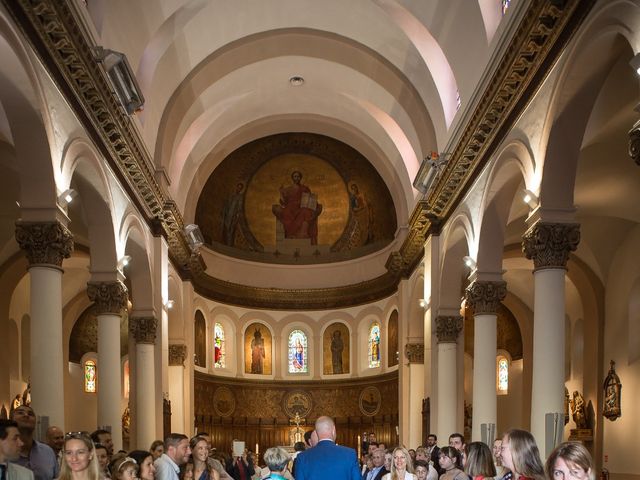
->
[418, 298, 430, 309]
[522, 189, 539, 209]
[630, 53, 640, 76]
[117, 255, 132, 270]
[413, 151, 449, 194]
[463, 255, 477, 270]
[184, 224, 204, 250]
[94, 47, 145, 115]
[165, 300, 175, 310]
[58, 188, 78, 207]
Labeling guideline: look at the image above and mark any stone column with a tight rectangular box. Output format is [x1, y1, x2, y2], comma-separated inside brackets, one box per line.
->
[523, 222, 579, 453]
[405, 343, 425, 448]
[435, 315, 463, 441]
[87, 281, 128, 451]
[465, 280, 506, 441]
[130, 316, 157, 449]
[15, 221, 73, 427]
[168, 344, 187, 433]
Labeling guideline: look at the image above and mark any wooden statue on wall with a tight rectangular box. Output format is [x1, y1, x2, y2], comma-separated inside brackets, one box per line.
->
[570, 391, 587, 429]
[603, 360, 622, 421]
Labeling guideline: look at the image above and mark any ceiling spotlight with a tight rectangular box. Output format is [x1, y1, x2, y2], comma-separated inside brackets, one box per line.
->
[165, 299, 175, 310]
[289, 75, 305, 86]
[418, 298, 429, 309]
[630, 53, 640, 76]
[58, 189, 78, 207]
[118, 255, 132, 270]
[522, 189, 539, 209]
[463, 255, 477, 270]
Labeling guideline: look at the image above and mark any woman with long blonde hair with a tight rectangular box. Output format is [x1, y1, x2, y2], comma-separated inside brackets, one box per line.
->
[58, 432, 101, 480]
[500, 429, 545, 480]
[382, 447, 416, 480]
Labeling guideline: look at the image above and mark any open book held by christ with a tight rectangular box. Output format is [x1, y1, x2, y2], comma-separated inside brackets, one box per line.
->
[300, 191, 318, 210]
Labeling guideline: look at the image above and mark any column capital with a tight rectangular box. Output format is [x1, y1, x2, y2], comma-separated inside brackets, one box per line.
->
[522, 222, 580, 271]
[15, 221, 73, 268]
[465, 280, 507, 315]
[87, 281, 128, 315]
[435, 315, 463, 344]
[169, 344, 187, 366]
[129, 316, 157, 344]
[629, 118, 640, 166]
[404, 343, 424, 363]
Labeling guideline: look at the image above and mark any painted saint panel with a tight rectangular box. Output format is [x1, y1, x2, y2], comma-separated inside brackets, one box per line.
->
[84, 360, 96, 393]
[288, 330, 308, 373]
[368, 323, 381, 368]
[244, 323, 272, 375]
[323, 322, 350, 374]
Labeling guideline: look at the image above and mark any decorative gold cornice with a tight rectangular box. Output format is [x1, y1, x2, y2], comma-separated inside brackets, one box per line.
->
[465, 280, 507, 315]
[404, 343, 424, 364]
[435, 315, 463, 344]
[87, 281, 128, 315]
[522, 222, 580, 271]
[4, 0, 595, 309]
[15, 221, 74, 268]
[629, 118, 640, 166]
[169, 344, 187, 366]
[129, 316, 157, 344]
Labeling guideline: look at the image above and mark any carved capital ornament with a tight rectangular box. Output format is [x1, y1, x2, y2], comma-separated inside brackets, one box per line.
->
[129, 316, 157, 344]
[15, 221, 74, 268]
[169, 344, 187, 366]
[522, 222, 580, 271]
[435, 315, 463, 344]
[465, 280, 507, 315]
[404, 343, 424, 363]
[629, 118, 640, 166]
[87, 281, 128, 315]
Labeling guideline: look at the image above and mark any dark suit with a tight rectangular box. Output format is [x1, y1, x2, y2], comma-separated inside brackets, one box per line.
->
[294, 439, 361, 480]
[362, 466, 388, 480]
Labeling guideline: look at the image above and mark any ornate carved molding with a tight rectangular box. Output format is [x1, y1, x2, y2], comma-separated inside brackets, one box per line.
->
[404, 343, 424, 364]
[522, 222, 580, 271]
[629, 118, 640, 166]
[15, 221, 74, 267]
[129, 316, 157, 345]
[435, 315, 463, 344]
[87, 281, 128, 315]
[169, 344, 187, 366]
[465, 280, 507, 315]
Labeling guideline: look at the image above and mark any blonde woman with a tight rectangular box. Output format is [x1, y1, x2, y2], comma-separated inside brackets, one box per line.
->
[382, 447, 416, 480]
[58, 432, 101, 480]
[500, 430, 544, 480]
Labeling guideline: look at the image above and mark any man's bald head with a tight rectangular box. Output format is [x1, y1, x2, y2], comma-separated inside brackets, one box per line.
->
[314, 416, 336, 441]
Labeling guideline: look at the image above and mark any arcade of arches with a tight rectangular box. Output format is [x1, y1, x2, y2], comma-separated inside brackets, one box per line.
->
[0, 1, 639, 479]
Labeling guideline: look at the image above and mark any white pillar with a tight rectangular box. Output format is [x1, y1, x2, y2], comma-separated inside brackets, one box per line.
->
[523, 222, 579, 454]
[435, 315, 463, 441]
[405, 343, 425, 448]
[465, 280, 506, 442]
[168, 344, 187, 433]
[16, 221, 73, 428]
[88, 281, 128, 452]
[130, 316, 157, 449]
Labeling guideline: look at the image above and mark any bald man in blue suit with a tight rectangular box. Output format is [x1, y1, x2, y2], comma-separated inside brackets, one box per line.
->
[294, 416, 361, 480]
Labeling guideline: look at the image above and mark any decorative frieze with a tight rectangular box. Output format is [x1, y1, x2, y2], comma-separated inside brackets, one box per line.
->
[129, 316, 157, 344]
[404, 343, 424, 363]
[522, 222, 580, 271]
[465, 280, 507, 315]
[15, 221, 73, 268]
[87, 281, 128, 315]
[435, 315, 463, 344]
[169, 344, 187, 366]
[629, 119, 640, 166]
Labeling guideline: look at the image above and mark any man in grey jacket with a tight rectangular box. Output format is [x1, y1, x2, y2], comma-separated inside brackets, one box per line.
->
[1, 419, 34, 480]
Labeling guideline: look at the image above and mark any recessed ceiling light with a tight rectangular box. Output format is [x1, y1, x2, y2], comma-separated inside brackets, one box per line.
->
[289, 75, 305, 86]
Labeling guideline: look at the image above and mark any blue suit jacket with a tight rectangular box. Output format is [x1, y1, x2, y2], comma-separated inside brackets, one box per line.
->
[294, 440, 361, 480]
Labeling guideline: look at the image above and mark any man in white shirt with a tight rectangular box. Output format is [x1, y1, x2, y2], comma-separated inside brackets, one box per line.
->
[154, 434, 191, 480]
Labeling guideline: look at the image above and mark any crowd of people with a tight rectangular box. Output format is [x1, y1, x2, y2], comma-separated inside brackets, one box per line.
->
[0, 405, 595, 480]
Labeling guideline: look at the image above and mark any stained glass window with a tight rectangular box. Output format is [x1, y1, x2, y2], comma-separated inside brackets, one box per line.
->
[214, 323, 225, 368]
[497, 356, 509, 393]
[288, 330, 308, 373]
[502, 0, 511, 15]
[456, 90, 461, 110]
[368, 323, 381, 368]
[84, 360, 97, 393]
[123, 360, 129, 398]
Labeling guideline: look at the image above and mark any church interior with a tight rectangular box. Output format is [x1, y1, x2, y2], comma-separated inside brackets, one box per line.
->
[0, 0, 639, 479]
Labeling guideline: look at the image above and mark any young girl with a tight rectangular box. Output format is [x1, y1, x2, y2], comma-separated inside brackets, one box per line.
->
[438, 447, 466, 480]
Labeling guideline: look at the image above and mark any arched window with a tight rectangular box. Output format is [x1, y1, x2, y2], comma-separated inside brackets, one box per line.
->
[368, 323, 381, 368]
[84, 360, 97, 393]
[214, 323, 226, 368]
[496, 355, 509, 394]
[288, 330, 308, 373]
[194, 310, 206, 367]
